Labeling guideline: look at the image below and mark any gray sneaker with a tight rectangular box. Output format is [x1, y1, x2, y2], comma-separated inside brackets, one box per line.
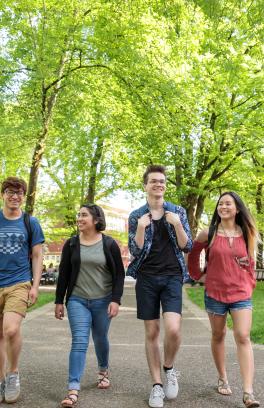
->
[149, 384, 165, 408]
[5, 372, 20, 403]
[164, 368, 179, 399]
[0, 380, 5, 403]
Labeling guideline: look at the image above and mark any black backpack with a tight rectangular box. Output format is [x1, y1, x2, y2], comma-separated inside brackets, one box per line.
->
[23, 212, 33, 274]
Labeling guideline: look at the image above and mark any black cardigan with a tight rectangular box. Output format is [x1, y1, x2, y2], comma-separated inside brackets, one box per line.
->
[55, 234, 125, 305]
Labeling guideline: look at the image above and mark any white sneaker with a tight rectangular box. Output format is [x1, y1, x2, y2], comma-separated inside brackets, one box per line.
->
[5, 372, 20, 403]
[149, 384, 165, 408]
[164, 368, 179, 399]
[0, 380, 5, 403]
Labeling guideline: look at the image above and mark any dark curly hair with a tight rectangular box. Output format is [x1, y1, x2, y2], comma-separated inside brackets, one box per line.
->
[80, 204, 106, 232]
[1, 176, 27, 194]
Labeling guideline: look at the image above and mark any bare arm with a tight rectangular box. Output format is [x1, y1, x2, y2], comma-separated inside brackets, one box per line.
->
[29, 243, 43, 304]
[188, 230, 208, 281]
[196, 229, 209, 243]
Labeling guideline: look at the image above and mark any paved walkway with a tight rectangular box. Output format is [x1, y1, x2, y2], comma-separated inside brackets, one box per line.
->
[8, 283, 264, 407]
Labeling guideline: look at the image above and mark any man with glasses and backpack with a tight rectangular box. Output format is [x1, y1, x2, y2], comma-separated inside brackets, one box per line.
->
[0, 177, 44, 403]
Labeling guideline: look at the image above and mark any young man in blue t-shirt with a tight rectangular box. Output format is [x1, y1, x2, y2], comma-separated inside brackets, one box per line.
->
[0, 177, 44, 403]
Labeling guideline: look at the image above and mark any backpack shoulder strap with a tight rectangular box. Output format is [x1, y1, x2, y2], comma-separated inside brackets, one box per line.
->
[69, 235, 78, 247]
[103, 235, 114, 251]
[23, 212, 32, 249]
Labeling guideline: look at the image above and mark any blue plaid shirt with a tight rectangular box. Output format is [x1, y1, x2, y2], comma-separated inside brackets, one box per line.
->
[127, 201, 192, 282]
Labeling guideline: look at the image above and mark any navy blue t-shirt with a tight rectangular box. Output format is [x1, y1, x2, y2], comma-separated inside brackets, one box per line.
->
[0, 211, 45, 287]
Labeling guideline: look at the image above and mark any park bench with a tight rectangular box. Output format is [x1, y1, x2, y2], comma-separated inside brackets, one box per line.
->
[255, 269, 264, 281]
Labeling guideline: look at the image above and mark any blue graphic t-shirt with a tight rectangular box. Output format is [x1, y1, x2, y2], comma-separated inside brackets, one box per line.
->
[0, 211, 45, 287]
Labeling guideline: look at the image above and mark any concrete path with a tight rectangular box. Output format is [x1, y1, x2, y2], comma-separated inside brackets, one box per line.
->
[7, 282, 264, 408]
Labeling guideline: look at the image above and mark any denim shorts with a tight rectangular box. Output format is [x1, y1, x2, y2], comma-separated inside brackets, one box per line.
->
[204, 291, 252, 316]
[136, 273, 182, 320]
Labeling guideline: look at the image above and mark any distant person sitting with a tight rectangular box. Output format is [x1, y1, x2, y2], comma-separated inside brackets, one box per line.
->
[47, 263, 54, 274]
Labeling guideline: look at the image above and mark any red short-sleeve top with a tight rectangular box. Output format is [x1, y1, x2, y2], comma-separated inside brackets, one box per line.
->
[188, 235, 256, 303]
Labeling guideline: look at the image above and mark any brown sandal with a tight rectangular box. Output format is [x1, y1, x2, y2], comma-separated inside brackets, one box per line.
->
[243, 392, 260, 408]
[97, 371, 110, 389]
[61, 391, 78, 407]
[217, 378, 232, 395]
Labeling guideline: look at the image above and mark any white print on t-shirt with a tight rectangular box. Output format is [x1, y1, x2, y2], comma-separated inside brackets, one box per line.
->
[0, 226, 25, 255]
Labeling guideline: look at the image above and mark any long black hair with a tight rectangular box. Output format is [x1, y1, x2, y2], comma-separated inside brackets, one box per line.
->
[209, 191, 258, 256]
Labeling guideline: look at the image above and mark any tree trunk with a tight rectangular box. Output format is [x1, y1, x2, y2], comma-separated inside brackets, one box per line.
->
[85, 134, 104, 203]
[256, 182, 263, 268]
[184, 193, 199, 237]
[26, 124, 49, 214]
[183, 192, 206, 238]
[25, 53, 68, 214]
[257, 233, 263, 269]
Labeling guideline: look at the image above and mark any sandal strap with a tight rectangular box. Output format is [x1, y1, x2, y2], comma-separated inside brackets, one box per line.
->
[98, 371, 109, 380]
[62, 394, 78, 403]
[217, 378, 232, 396]
[219, 380, 229, 388]
[243, 392, 259, 402]
[98, 375, 110, 383]
[243, 392, 260, 408]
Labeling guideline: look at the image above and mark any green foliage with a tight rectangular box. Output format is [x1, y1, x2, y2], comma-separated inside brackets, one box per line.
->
[0, 0, 263, 238]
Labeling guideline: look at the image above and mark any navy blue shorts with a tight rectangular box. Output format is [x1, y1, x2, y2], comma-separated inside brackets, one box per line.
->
[135, 274, 182, 320]
[204, 291, 252, 316]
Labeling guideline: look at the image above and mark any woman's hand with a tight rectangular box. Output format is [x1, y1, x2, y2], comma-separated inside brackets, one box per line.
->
[108, 302, 119, 318]
[55, 304, 64, 320]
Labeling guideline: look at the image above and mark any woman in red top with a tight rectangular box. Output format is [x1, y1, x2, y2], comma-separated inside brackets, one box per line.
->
[188, 192, 259, 408]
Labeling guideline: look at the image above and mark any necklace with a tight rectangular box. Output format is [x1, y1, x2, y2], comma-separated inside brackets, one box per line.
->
[219, 224, 250, 270]
[219, 224, 238, 248]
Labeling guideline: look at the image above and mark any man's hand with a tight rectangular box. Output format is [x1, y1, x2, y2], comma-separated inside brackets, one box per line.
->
[28, 286, 38, 306]
[55, 304, 64, 320]
[138, 213, 152, 229]
[108, 302, 119, 318]
[165, 211, 181, 227]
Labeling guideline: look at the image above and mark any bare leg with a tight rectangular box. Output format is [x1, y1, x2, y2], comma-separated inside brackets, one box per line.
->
[163, 312, 181, 367]
[0, 316, 6, 380]
[231, 309, 254, 394]
[144, 320, 162, 384]
[3, 312, 23, 373]
[208, 312, 231, 394]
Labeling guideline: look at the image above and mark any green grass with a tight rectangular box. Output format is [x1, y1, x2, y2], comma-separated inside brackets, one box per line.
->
[28, 292, 55, 312]
[186, 282, 264, 344]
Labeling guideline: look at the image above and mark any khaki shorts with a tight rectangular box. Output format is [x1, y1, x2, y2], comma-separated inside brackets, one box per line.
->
[0, 282, 31, 317]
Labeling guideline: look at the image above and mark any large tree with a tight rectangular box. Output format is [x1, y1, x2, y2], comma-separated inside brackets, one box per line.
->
[1, 0, 263, 240]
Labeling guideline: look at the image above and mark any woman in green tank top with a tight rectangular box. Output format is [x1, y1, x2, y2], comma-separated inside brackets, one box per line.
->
[55, 204, 125, 407]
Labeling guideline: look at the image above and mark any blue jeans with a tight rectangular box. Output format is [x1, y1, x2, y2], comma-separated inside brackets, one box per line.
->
[66, 294, 111, 390]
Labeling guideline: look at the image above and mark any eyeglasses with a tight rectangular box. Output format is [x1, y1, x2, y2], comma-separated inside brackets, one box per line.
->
[4, 189, 24, 197]
[148, 179, 166, 185]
